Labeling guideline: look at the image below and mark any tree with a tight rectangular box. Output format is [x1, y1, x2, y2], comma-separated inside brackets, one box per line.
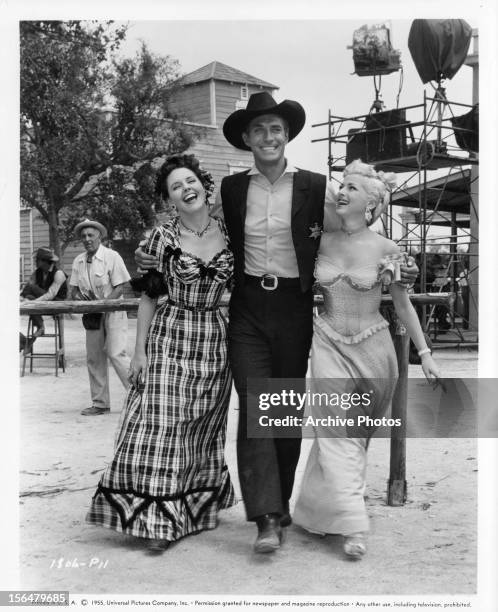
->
[58, 164, 157, 245]
[20, 22, 199, 255]
[20, 21, 124, 255]
[58, 43, 202, 247]
[110, 43, 196, 165]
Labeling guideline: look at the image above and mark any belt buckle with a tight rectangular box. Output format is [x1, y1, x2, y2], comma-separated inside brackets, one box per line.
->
[261, 273, 278, 291]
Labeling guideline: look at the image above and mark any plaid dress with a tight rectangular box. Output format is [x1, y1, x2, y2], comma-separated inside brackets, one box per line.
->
[86, 217, 237, 542]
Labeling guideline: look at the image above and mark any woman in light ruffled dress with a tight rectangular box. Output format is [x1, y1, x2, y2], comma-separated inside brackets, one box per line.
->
[294, 160, 440, 559]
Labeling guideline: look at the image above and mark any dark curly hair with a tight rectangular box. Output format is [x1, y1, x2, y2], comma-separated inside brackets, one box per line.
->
[155, 154, 215, 201]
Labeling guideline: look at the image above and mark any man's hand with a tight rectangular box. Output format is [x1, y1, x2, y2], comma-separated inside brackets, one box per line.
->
[135, 244, 159, 271]
[400, 256, 418, 286]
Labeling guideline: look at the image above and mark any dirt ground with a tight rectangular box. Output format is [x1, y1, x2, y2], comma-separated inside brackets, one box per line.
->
[17, 314, 478, 597]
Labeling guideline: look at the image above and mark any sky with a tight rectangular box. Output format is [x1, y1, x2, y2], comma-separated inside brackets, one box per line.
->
[115, 18, 478, 244]
[117, 19, 477, 174]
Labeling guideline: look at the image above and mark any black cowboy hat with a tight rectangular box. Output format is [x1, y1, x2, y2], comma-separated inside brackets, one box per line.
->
[223, 91, 306, 151]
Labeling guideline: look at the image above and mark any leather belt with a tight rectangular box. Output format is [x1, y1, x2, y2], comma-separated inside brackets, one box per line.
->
[244, 274, 301, 291]
[166, 298, 217, 311]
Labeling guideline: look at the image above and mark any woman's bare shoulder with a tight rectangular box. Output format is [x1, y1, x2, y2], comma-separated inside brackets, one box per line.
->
[371, 233, 400, 257]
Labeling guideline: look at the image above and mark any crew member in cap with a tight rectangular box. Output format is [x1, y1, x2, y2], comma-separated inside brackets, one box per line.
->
[135, 91, 418, 553]
[69, 219, 131, 416]
[20, 247, 68, 352]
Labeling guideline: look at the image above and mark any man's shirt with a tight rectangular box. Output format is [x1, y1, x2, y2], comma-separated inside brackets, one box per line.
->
[213, 164, 338, 277]
[244, 163, 298, 277]
[70, 244, 130, 299]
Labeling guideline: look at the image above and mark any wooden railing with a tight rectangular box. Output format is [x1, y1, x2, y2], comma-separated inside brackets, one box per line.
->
[20, 292, 455, 507]
[19, 292, 454, 316]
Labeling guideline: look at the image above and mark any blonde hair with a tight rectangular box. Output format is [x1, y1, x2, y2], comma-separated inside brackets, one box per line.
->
[343, 159, 397, 225]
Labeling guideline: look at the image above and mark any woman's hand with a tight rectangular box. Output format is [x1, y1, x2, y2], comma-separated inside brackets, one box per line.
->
[421, 353, 441, 383]
[128, 350, 147, 389]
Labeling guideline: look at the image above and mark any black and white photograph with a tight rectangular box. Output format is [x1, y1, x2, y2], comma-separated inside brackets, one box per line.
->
[2, 0, 497, 609]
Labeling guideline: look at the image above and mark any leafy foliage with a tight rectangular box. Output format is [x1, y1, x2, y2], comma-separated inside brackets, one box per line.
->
[20, 21, 199, 255]
[59, 165, 157, 245]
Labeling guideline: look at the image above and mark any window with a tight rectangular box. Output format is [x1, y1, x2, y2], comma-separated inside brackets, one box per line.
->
[240, 85, 248, 100]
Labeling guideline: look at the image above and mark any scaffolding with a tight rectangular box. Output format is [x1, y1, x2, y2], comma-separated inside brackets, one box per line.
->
[312, 89, 478, 347]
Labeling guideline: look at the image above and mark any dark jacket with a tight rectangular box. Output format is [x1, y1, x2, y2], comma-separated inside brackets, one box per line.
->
[35, 266, 68, 300]
[220, 169, 326, 293]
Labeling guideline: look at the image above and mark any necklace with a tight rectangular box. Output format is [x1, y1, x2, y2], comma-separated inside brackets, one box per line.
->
[341, 225, 369, 237]
[180, 218, 212, 238]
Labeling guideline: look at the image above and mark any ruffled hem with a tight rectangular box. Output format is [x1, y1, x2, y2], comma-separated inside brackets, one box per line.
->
[315, 315, 389, 345]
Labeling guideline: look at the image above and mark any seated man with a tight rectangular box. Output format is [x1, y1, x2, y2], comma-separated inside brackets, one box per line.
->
[20, 247, 67, 352]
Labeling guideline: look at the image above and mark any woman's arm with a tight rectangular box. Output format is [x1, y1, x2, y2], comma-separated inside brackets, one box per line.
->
[389, 282, 440, 382]
[129, 293, 158, 387]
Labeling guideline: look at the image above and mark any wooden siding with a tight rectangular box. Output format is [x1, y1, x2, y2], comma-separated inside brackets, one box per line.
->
[19, 209, 51, 281]
[184, 127, 253, 197]
[20, 209, 33, 282]
[170, 82, 212, 126]
[214, 81, 275, 125]
[171, 80, 276, 128]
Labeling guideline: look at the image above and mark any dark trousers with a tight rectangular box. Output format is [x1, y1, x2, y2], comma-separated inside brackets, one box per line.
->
[228, 278, 313, 521]
[21, 283, 46, 330]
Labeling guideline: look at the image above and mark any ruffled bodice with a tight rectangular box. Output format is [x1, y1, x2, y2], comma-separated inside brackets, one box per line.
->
[131, 217, 233, 309]
[314, 253, 403, 344]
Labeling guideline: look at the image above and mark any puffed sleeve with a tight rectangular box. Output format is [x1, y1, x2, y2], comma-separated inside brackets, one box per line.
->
[129, 226, 169, 298]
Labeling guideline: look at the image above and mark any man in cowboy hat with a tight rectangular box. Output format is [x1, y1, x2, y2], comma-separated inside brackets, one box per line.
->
[217, 92, 331, 552]
[20, 246, 68, 352]
[69, 219, 131, 416]
[135, 91, 418, 552]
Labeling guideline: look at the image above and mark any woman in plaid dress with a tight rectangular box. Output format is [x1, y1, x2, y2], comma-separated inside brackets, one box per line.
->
[86, 155, 237, 552]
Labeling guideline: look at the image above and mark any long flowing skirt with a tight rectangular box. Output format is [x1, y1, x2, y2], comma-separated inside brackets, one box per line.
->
[86, 304, 237, 541]
[294, 319, 398, 535]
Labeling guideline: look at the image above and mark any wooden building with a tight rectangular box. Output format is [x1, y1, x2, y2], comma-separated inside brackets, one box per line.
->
[19, 60, 278, 285]
[171, 60, 278, 191]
